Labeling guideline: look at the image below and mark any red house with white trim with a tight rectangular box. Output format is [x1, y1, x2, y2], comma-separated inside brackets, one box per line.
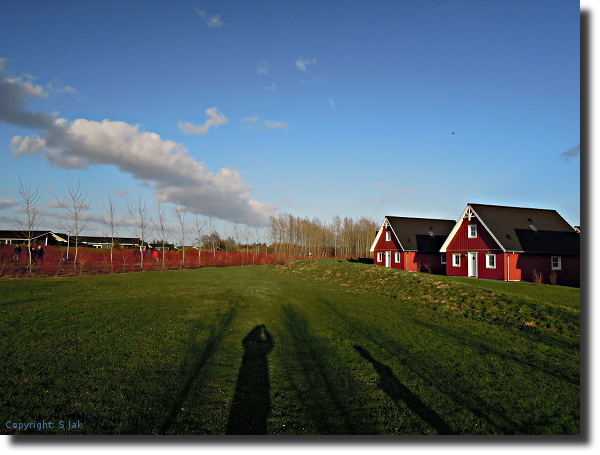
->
[440, 203, 580, 284]
[370, 216, 455, 274]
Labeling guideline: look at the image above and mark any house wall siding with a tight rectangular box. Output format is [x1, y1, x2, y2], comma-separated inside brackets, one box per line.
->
[373, 227, 402, 268]
[513, 254, 580, 283]
[413, 252, 446, 274]
[445, 218, 504, 279]
[374, 248, 446, 274]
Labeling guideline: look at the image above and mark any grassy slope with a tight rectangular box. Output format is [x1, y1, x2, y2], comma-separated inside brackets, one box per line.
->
[0, 261, 579, 435]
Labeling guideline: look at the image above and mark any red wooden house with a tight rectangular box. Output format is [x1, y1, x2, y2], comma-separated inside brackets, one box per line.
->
[440, 203, 580, 284]
[370, 216, 455, 274]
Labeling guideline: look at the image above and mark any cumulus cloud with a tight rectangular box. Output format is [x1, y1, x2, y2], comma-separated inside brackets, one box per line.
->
[11, 118, 276, 224]
[0, 198, 18, 210]
[561, 144, 580, 162]
[0, 59, 56, 130]
[2, 61, 275, 225]
[242, 115, 289, 131]
[295, 57, 317, 73]
[195, 8, 223, 27]
[178, 107, 228, 135]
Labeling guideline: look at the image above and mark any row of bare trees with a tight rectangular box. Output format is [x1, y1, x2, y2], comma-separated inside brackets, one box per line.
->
[12, 180, 270, 272]
[267, 214, 377, 259]
[12, 180, 377, 274]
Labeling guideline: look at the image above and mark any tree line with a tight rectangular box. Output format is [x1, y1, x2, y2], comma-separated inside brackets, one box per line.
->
[11, 179, 377, 272]
[267, 213, 377, 259]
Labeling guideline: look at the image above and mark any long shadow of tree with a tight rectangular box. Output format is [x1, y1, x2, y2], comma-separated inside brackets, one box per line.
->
[354, 345, 454, 435]
[226, 325, 274, 434]
[320, 298, 516, 433]
[159, 307, 237, 434]
[282, 306, 376, 434]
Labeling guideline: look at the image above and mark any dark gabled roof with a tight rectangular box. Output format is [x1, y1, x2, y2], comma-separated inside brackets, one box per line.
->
[469, 203, 579, 255]
[386, 216, 455, 253]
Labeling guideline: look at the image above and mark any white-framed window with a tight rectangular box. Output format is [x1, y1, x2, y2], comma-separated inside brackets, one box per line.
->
[486, 254, 496, 269]
[377, 252, 383, 263]
[394, 252, 401, 263]
[551, 256, 562, 270]
[386, 231, 391, 241]
[452, 254, 461, 267]
[441, 254, 446, 265]
[468, 224, 477, 238]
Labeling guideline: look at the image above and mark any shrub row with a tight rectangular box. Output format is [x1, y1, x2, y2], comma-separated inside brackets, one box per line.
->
[0, 246, 291, 278]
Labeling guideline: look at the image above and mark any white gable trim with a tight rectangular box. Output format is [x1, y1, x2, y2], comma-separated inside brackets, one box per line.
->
[369, 217, 405, 252]
[369, 218, 387, 252]
[439, 204, 506, 253]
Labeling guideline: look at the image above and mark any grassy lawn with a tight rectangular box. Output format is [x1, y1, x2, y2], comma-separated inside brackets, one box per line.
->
[0, 260, 579, 435]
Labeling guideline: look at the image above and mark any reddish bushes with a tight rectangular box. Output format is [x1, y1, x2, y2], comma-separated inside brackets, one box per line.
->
[0, 245, 291, 278]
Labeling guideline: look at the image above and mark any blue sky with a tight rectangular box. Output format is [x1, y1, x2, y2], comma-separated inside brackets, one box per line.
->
[0, 0, 581, 237]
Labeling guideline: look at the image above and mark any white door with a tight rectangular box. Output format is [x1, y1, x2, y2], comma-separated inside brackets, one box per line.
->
[468, 252, 477, 277]
[385, 251, 391, 268]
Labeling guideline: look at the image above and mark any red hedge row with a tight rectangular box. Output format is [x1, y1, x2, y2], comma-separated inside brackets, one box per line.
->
[0, 246, 291, 278]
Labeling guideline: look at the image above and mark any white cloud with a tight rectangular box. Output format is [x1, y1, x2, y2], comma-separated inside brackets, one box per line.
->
[0, 198, 17, 210]
[2, 61, 275, 225]
[295, 57, 317, 73]
[264, 120, 289, 130]
[0, 63, 55, 129]
[178, 107, 228, 135]
[11, 118, 277, 225]
[256, 61, 270, 75]
[243, 115, 289, 131]
[195, 8, 223, 27]
[327, 97, 335, 107]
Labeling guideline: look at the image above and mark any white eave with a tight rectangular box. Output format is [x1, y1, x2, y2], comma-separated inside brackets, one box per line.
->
[369, 217, 405, 252]
[439, 204, 506, 253]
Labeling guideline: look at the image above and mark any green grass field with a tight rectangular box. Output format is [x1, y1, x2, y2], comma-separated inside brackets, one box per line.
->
[0, 260, 580, 435]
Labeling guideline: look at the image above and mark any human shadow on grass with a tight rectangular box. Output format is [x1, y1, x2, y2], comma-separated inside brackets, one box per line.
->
[159, 307, 237, 434]
[354, 345, 454, 435]
[226, 325, 274, 434]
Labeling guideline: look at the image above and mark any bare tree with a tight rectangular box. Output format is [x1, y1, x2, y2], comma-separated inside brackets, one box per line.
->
[55, 181, 90, 269]
[193, 212, 206, 267]
[253, 221, 262, 261]
[127, 196, 152, 269]
[13, 179, 44, 273]
[101, 195, 124, 271]
[173, 203, 189, 268]
[206, 209, 217, 259]
[153, 202, 171, 269]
